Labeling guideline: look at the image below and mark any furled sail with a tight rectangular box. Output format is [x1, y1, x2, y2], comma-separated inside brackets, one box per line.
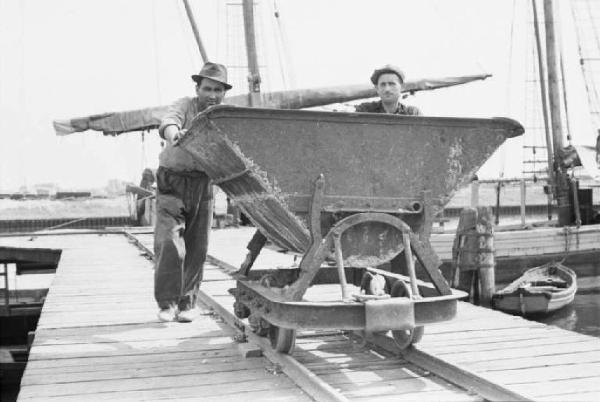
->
[53, 74, 490, 136]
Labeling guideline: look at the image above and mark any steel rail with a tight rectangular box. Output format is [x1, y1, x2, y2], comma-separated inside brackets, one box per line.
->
[197, 290, 350, 402]
[123, 231, 348, 402]
[203, 251, 531, 402]
[358, 332, 532, 402]
[124, 231, 530, 401]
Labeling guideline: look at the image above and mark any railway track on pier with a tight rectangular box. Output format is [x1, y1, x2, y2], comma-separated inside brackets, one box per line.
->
[128, 231, 530, 402]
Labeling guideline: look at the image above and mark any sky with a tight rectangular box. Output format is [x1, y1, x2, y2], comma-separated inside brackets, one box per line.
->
[0, 0, 596, 191]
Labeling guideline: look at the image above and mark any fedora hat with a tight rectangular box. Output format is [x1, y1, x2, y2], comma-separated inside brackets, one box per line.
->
[370, 64, 405, 85]
[191, 62, 232, 90]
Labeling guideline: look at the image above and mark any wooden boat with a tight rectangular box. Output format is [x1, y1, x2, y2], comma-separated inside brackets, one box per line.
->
[492, 262, 577, 315]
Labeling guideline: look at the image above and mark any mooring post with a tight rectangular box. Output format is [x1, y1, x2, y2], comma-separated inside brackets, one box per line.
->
[453, 208, 477, 295]
[477, 207, 495, 307]
[495, 181, 501, 225]
[470, 179, 479, 207]
[452, 207, 495, 307]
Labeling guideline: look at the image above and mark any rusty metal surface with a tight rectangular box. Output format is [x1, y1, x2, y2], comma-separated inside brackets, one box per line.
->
[234, 279, 465, 330]
[181, 106, 522, 213]
[179, 106, 522, 254]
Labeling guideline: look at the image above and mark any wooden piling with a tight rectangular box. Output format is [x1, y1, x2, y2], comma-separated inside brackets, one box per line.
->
[477, 207, 495, 307]
[470, 180, 479, 207]
[452, 207, 495, 307]
[520, 179, 527, 226]
[494, 182, 501, 225]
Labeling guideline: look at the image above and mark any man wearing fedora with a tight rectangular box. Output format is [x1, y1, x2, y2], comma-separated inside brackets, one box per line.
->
[355, 64, 421, 115]
[154, 62, 232, 323]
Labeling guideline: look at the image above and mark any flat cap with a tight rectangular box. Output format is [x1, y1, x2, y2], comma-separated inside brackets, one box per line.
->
[370, 64, 405, 85]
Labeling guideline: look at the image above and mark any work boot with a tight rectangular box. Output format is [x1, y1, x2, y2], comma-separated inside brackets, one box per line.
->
[157, 305, 178, 322]
[177, 306, 201, 323]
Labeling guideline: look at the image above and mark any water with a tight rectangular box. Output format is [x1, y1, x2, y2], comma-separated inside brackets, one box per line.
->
[536, 292, 600, 337]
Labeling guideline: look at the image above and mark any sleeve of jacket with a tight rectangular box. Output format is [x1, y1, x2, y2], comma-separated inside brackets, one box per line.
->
[158, 97, 191, 139]
[407, 105, 422, 116]
[355, 103, 367, 112]
[355, 101, 377, 113]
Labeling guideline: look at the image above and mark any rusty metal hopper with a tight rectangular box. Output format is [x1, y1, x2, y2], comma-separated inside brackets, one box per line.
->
[179, 106, 523, 253]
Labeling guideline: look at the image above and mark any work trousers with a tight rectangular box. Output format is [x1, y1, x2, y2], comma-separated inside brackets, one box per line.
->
[154, 167, 213, 310]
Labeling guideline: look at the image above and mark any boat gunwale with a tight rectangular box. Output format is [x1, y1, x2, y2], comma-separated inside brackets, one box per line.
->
[201, 105, 524, 137]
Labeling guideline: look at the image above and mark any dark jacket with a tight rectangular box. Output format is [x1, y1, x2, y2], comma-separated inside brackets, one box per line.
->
[355, 100, 421, 115]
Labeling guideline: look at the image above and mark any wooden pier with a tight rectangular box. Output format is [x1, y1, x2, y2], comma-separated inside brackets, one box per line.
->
[7, 228, 600, 401]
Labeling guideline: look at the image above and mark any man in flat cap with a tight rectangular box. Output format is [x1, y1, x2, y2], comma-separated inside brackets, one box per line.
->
[355, 64, 421, 115]
[154, 62, 232, 323]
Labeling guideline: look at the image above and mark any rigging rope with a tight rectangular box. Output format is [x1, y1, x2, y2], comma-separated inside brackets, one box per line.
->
[557, 0, 572, 144]
[272, 0, 295, 89]
[151, 0, 163, 104]
[572, 0, 600, 130]
[499, 0, 518, 181]
[505, 0, 517, 117]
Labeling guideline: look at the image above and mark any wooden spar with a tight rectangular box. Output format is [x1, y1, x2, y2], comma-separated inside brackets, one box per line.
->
[182, 0, 209, 63]
[544, 0, 565, 152]
[53, 75, 492, 136]
[543, 0, 571, 226]
[242, 0, 262, 106]
[557, 1, 572, 142]
[531, 0, 555, 187]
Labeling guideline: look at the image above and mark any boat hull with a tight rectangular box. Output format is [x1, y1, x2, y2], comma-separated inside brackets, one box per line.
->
[491, 262, 577, 315]
[432, 223, 600, 281]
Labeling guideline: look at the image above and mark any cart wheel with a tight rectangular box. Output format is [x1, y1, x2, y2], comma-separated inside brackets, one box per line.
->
[360, 272, 388, 295]
[233, 300, 250, 319]
[360, 272, 374, 294]
[392, 326, 424, 349]
[248, 314, 271, 337]
[260, 274, 279, 288]
[269, 325, 296, 354]
[390, 279, 412, 299]
[389, 280, 422, 349]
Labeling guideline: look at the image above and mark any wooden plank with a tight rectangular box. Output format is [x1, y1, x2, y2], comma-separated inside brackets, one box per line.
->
[429, 226, 600, 260]
[539, 390, 600, 402]
[422, 332, 592, 354]
[17, 231, 316, 402]
[28, 335, 238, 361]
[32, 318, 219, 342]
[31, 324, 232, 347]
[486, 362, 600, 385]
[419, 326, 575, 345]
[468, 350, 600, 371]
[320, 367, 432, 384]
[19, 387, 311, 402]
[24, 348, 242, 371]
[510, 376, 600, 398]
[353, 389, 480, 401]
[308, 361, 411, 374]
[427, 340, 600, 365]
[337, 374, 467, 397]
[18, 229, 600, 402]
[22, 357, 267, 385]
[18, 373, 301, 399]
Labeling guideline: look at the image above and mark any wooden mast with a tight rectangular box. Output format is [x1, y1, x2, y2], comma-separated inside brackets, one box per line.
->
[543, 0, 572, 226]
[182, 0, 209, 63]
[242, 0, 262, 106]
[531, 0, 555, 188]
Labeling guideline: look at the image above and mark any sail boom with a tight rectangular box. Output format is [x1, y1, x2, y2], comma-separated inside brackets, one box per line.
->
[53, 73, 491, 136]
